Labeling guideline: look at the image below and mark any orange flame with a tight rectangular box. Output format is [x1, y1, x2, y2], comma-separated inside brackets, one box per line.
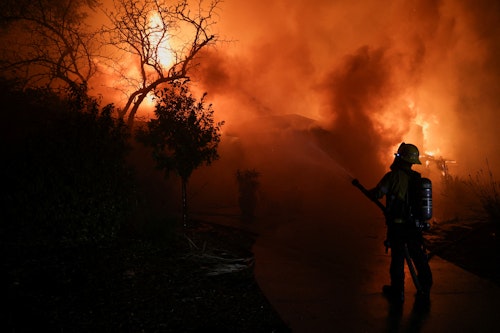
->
[148, 12, 174, 68]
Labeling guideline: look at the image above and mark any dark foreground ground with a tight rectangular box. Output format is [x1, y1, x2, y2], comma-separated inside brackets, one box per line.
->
[425, 218, 499, 286]
[2, 221, 290, 332]
[2, 218, 498, 332]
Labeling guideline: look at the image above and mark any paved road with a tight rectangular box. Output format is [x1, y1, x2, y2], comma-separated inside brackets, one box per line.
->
[253, 210, 500, 332]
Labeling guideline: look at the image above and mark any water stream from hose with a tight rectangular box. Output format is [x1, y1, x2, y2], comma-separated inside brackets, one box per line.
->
[304, 140, 356, 183]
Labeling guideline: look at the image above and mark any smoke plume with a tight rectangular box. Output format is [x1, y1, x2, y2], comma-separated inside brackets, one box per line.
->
[193, 0, 500, 173]
[182, 0, 500, 219]
[86, 0, 500, 220]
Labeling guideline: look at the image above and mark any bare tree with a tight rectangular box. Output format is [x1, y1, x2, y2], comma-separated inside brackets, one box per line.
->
[0, 0, 98, 93]
[101, 0, 220, 127]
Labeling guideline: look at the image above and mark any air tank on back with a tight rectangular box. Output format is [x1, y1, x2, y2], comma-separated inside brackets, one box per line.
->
[420, 177, 432, 221]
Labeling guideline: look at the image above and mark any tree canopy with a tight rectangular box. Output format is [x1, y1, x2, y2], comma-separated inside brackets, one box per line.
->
[137, 82, 224, 224]
[100, 0, 221, 127]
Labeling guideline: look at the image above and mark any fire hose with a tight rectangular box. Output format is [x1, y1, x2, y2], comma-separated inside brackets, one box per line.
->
[351, 178, 423, 293]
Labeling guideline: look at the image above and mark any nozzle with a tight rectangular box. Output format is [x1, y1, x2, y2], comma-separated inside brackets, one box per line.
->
[351, 178, 359, 186]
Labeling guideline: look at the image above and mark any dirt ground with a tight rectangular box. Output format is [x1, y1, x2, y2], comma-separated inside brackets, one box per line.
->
[2, 221, 291, 332]
[2, 217, 497, 332]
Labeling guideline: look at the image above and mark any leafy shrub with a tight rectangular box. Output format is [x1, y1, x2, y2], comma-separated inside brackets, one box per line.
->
[440, 159, 500, 227]
[1, 83, 137, 245]
[236, 169, 260, 219]
[466, 160, 500, 224]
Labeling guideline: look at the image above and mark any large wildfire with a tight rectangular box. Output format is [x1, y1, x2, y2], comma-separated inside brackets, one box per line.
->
[183, 0, 498, 217]
[89, 0, 500, 219]
[3, 2, 499, 330]
[191, 0, 499, 167]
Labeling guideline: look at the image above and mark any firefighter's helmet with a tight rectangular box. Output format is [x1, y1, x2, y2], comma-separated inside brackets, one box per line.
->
[395, 142, 421, 164]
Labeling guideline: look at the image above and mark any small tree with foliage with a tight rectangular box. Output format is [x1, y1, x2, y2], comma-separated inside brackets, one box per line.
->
[466, 160, 500, 225]
[137, 82, 224, 226]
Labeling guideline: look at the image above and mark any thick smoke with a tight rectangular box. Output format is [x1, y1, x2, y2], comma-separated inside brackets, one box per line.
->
[87, 0, 500, 220]
[186, 0, 500, 218]
[197, 0, 499, 166]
